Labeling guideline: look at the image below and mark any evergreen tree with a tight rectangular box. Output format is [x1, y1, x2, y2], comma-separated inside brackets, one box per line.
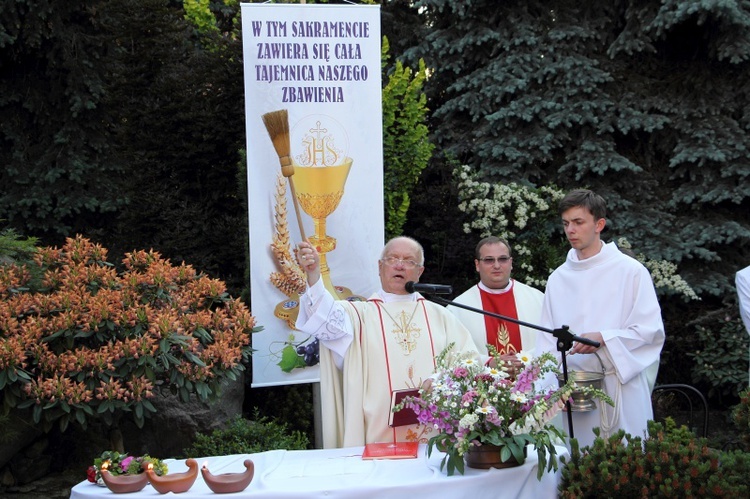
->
[101, 0, 248, 294]
[0, 0, 127, 238]
[402, 0, 750, 297]
[1, 0, 248, 294]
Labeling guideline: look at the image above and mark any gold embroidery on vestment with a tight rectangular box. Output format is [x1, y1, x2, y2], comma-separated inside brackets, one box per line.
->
[494, 323, 518, 356]
[381, 303, 421, 355]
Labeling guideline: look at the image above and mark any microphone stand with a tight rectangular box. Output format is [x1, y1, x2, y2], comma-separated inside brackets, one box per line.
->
[427, 295, 600, 440]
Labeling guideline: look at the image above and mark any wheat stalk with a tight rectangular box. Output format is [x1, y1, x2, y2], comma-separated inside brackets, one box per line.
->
[269, 173, 306, 297]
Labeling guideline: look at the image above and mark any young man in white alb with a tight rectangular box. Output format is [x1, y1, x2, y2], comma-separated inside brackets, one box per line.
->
[535, 189, 665, 448]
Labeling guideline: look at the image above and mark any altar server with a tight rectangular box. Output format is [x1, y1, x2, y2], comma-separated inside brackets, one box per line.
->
[736, 265, 750, 385]
[449, 236, 544, 366]
[535, 189, 665, 448]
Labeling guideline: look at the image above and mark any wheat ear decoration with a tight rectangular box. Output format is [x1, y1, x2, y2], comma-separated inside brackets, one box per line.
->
[261, 109, 307, 241]
[269, 173, 306, 296]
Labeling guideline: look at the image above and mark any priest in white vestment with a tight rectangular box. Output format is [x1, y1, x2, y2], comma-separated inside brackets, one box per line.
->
[449, 236, 544, 363]
[296, 236, 481, 448]
[535, 189, 665, 448]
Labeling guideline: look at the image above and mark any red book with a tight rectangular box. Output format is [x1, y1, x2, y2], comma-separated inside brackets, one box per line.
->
[361, 441, 419, 460]
[389, 388, 420, 427]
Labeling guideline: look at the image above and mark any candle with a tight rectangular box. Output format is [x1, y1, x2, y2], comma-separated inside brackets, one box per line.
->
[201, 459, 255, 494]
[146, 458, 199, 494]
[99, 469, 149, 494]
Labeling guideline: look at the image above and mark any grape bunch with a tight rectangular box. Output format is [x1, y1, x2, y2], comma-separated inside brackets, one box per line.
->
[296, 338, 320, 366]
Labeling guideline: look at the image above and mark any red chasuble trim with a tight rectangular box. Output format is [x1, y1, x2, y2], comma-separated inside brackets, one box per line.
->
[478, 286, 522, 355]
[371, 300, 393, 394]
[417, 300, 437, 367]
[371, 299, 395, 441]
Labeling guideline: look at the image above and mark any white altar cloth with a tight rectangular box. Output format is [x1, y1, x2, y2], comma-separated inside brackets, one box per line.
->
[69, 444, 567, 499]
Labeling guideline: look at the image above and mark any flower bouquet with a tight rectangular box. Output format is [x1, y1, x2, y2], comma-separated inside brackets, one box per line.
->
[395, 343, 612, 477]
[86, 450, 168, 485]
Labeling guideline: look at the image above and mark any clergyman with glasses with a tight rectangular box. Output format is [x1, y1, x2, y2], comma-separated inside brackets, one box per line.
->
[448, 236, 544, 366]
[295, 236, 480, 449]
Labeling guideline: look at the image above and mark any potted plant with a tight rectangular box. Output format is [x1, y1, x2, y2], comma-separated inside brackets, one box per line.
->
[395, 343, 611, 477]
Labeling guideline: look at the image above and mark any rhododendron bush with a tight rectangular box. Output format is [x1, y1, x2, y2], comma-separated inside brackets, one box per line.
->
[0, 236, 258, 432]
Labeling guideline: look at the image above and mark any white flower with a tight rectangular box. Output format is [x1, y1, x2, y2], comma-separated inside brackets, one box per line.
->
[516, 350, 533, 366]
[459, 413, 479, 429]
[510, 392, 528, 404]
[487, 367, 509, 380]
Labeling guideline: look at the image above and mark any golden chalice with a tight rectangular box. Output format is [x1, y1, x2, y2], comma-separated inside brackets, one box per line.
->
[293, 158, 353, 296]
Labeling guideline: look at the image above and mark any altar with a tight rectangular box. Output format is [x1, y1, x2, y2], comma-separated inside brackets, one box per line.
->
[70, 444, 567, 499]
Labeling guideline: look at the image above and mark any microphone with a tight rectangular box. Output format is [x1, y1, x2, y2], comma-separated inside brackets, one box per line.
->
[405, 281, 453, 295]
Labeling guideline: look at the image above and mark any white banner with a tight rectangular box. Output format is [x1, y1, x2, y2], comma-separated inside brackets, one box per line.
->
[242, 3, 384, 387]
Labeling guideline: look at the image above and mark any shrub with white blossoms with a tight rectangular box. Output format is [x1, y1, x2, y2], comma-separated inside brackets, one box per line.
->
[454, 164, 566, 288]
[454, 164, 699, 301]
[617, 238, 699, 301]
[395, 343, 611, 477]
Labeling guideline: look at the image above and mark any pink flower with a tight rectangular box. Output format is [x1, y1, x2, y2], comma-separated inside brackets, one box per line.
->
[513, 364, 540, 393]
[461, 390, 477, 404]
[120, 456, 134, 473]
[453, 366, 469, 378]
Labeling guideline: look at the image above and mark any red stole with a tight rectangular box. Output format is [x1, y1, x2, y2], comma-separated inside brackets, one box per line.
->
[479, 287, 522, 355]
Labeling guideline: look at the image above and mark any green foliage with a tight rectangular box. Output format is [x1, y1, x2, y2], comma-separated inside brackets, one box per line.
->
[453, 165, 700, 299]
[181, 412, 309, 457]
[0, 236, 258, 433]
[100, 0, 248, 297]
[716, 450, 750, 494]
[244, 384, 314, 441]
[559, 420, 750, 497]
[183, 0, 219, 34]
[403, 0, 750, 299]
[0, 1, 128, 236]
[382, 36, 434, 239]
[91, 451, 167, 479]
[1, 1, 248, 297]
[0, 228, 38, 263]
[688, 315, 749, 400]
[454, 167, 567, 288]
[403, 154, 479, 295]
[732, 387, 750, 451]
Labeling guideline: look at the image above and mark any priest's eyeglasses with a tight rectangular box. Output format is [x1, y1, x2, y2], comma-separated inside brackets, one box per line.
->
[479, 256, 512, 265]
[381, 256, 421, 269]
